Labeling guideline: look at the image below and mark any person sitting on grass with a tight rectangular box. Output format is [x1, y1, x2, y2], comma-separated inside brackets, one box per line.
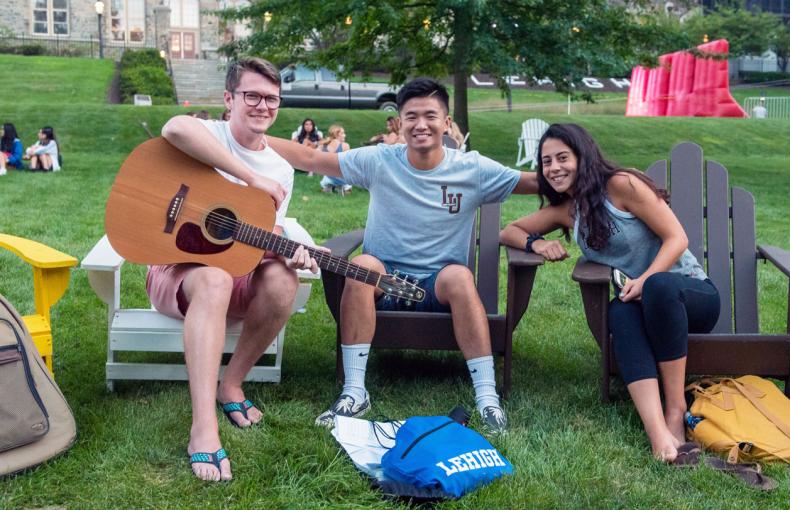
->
[267, 78, 538, 435]
[293, 118, 321, 149]
[368, 116, 404, 145]
[499, 123, 720, 463]
[318, 124, 352, 195]
[0, 123, 24, 175]
[153, 57, 320, 482]
[25, 126, 60, 172]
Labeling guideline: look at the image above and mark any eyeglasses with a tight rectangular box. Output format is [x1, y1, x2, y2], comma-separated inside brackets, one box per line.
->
[234, 91, 282, 109]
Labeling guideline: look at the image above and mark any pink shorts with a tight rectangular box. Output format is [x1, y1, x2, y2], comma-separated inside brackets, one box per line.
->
[146, 264, 257, 319]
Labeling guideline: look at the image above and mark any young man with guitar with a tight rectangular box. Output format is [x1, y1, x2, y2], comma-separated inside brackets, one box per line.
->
[152, 58, 319, 481]
[268, 78, 538, 434]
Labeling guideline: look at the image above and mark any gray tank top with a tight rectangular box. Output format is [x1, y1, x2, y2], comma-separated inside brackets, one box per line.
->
[573, 199, 707, 280]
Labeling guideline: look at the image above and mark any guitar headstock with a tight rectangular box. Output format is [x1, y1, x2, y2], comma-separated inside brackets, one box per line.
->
[377, 272, 426, 303]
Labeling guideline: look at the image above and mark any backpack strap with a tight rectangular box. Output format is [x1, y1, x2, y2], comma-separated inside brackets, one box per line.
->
[729, 378, 790, 439]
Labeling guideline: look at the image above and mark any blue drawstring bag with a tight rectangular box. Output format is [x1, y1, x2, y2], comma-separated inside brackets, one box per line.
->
[380, 414, 513, 498]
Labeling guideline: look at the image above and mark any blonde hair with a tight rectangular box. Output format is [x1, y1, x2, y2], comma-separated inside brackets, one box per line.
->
[448, 121, 464, 147]
[320, 124, 345, 147]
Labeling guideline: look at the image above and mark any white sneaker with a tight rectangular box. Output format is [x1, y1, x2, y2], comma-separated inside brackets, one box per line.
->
[0, 167, 6, 176]
[315, 392, 371, 427]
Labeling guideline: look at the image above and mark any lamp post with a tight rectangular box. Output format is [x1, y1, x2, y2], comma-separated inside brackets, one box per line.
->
[95, 1, 105, 59]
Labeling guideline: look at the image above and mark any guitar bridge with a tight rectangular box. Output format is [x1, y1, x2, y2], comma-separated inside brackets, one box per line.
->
[165, 184, 189, 233]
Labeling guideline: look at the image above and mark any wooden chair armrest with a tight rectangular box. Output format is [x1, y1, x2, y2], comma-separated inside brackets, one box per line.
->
[505, 248, 542, 334]
[504, 245, 544, 267]
[571, 258, 611, 350]
[0, 233, 77, 320]
[572, 257, 611, 284]
[758, 245, 790, 279]
[319, 230, 363, 323]
[321, 229, 364, 259]
[81, 235, 125, 310]
[0, 233, 77, 269]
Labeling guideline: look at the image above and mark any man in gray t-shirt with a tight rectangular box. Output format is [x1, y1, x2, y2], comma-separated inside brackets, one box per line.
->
[268, 78, 537, 434]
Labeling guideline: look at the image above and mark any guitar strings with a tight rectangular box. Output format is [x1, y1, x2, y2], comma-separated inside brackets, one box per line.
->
[176, 201, 397, 289]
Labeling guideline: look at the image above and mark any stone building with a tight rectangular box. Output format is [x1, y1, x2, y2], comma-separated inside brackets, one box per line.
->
[3, 0, 250, 59]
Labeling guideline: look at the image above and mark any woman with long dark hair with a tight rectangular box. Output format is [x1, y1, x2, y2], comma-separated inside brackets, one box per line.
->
[1, 123, 24, 174]
[294, 118, 320, 148]
[500, 123, 720, 463]
[26, 126, 60, 171]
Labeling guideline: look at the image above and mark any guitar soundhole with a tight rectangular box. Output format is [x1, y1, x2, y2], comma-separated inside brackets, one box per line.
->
[175, 223, 232, 255]
[204, 208, 237, 241]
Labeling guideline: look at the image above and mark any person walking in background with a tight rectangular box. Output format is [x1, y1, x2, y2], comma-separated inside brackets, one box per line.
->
[752, 97, 767, 119]
[26, 126, 60, 172]
[0, 123, 24, 175]
[319, 124, 353, 195]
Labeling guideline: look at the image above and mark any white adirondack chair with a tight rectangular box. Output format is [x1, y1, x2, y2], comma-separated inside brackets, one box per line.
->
[516, 118, 550, 168]
[82, 218, 320, 391]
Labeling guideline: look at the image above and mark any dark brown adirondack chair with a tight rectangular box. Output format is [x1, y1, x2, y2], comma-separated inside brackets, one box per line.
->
[572, 142, 790, 402]
[321, 203, 543, 396]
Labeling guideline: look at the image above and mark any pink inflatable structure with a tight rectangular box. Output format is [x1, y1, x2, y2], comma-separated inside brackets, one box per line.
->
[626, 39, 746, 117]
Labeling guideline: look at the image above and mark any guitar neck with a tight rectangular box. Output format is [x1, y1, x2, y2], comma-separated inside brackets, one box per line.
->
[234, 221, 380, 286]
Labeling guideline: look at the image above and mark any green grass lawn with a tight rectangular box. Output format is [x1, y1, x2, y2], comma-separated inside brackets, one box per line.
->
[1, 55, 790, 508]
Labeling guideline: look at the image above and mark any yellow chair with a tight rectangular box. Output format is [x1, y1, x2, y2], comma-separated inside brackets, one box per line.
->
[0, 233, 77, 376]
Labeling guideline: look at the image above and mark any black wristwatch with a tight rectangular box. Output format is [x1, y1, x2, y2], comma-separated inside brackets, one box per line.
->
[525, 233, 545, 253]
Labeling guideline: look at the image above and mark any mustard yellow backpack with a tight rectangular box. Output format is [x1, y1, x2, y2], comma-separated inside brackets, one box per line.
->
[686, 376, 790, 464]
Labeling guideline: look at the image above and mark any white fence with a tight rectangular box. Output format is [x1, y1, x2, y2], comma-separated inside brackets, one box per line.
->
[743, 97, 790, 119]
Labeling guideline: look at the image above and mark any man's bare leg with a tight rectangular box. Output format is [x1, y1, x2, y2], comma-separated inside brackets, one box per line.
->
[181, 267, 234, 481]
[340, 254, 384, 346]
[434, 264, 491, 358]
[315, 254, 383, 426]
[435, 264, 505, 432]
[218, 259, 298, 427]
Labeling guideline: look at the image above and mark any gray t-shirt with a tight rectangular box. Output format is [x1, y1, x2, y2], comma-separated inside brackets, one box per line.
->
[338, 144, 521, 275]
[574, 199, 707, 280]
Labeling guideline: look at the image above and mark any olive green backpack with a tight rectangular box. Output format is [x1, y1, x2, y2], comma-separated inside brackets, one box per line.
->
[0, 293, 76, 477]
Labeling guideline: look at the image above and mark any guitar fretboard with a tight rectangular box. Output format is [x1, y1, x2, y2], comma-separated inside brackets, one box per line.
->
[233, 221, 381, 286]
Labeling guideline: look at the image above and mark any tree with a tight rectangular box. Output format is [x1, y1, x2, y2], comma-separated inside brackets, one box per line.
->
[772, 23, 790, 73]
[219, 1, 681, 136]
[681, 6, 779, 57]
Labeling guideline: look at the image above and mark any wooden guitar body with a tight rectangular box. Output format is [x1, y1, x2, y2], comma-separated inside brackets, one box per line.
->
[105, 137, 275, 277]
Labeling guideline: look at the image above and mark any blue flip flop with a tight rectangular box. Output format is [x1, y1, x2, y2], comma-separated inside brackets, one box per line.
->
[218, 399, 261, 428]
[189, 448, 228, 479]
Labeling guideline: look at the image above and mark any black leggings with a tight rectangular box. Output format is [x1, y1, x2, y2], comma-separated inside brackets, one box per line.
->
[609, 272, 720, 385]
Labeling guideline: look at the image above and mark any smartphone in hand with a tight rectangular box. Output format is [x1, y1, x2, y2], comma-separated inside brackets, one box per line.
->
[612, 268, 630, 292]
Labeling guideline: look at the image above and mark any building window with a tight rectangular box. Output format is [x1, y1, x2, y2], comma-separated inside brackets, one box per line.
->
[110, 0, 145, 43]
[32, 0, 69, 36]
[170, 0, 200, 28]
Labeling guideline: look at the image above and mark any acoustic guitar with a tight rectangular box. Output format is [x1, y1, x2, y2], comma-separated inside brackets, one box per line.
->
[104, 137, 425, 302]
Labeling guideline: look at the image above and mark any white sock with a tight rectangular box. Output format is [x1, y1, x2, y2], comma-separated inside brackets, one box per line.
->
[341, 344, 370, 403]
[467, 355, 500, 414]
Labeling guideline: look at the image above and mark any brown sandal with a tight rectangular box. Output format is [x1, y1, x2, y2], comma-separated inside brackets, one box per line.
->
[704, 457, 778, 491]
[670, 442, 701, 468]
